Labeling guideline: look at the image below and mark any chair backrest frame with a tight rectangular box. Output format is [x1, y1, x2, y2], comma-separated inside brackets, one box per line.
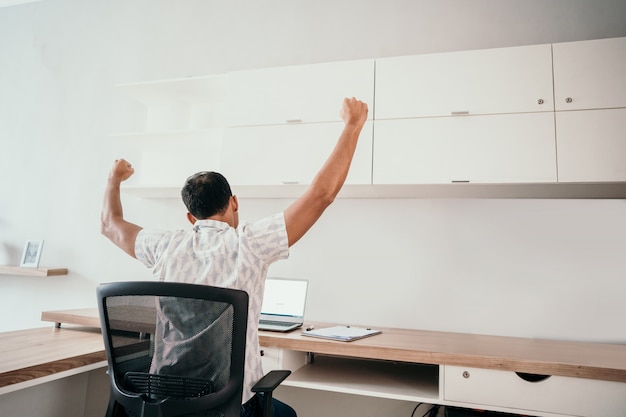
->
[97, 281, 249, 417]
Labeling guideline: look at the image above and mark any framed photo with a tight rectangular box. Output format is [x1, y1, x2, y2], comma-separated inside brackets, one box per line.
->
[20, 240, 44, 268]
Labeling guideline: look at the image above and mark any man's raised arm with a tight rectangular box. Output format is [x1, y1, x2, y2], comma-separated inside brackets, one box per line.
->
[101, 159, 142, 258]
[283, 97, 368, 247]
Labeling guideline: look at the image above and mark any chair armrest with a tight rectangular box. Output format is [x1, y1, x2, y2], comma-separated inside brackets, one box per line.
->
[251, 370, 291, 394]
[252, 370, 291, 416]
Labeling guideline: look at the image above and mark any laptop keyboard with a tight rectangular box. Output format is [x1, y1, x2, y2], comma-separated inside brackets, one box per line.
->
[260, 320, 293, 327]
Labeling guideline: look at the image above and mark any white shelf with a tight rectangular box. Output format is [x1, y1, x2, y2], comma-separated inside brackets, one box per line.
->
[283, 355, 439, 402]
[115, 74, 227, 104]
[109, 128, 223, 140]
[121, 182, 626, 200]
[0, 266, 68, 277]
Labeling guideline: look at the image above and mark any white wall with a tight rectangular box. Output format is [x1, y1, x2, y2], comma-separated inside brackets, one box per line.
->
[1, 0, 626, 344]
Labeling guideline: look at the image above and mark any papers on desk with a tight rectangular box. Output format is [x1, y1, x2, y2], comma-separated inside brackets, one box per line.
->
[302, 325, 381, 342]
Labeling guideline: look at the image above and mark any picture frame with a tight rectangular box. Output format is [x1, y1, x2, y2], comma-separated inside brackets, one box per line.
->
[20, 240, 44, 268]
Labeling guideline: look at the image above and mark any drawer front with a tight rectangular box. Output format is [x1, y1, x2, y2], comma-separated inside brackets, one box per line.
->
[444, 366, 626, 417]
[261, 347, 282, 373]
[261, 348, 307, 374]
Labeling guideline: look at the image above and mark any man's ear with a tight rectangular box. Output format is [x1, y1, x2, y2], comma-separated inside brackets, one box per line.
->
[186, 212, 197, 225]
[231, 195, 239, 212]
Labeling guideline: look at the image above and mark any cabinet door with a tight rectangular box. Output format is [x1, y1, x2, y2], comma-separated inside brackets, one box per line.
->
[115, 75, 228, 132]
[375, 44, 553, 119]
[553, 37, 626, 111]
[556, 108, 626, 182]
[373, 113, 556, 184]
[226, 60, 375, 126]
[221, 122, 373, 186]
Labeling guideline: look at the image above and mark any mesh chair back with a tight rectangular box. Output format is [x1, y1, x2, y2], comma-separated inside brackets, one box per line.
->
[97, 281, 248, 417]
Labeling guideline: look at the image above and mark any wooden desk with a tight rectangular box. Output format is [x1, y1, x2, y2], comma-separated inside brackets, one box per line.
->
[36, 309, 626, 416]
[260, 324, 626, 383]
[0, 326, 106, 393]
[40, 308, 626, 382]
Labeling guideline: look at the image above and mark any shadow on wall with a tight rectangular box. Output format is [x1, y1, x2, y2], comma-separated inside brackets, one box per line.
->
[0, 240, 23, 265]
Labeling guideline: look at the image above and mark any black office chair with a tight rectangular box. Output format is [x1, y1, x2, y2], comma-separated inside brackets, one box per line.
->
[97, 281, 291, 417]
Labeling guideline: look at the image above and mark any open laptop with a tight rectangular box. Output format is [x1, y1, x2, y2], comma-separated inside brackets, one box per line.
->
[259, 278, 308, 332]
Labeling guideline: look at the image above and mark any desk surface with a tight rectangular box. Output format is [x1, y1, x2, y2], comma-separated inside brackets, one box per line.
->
[38, 308, 626, 384]
[0, 326, 105, 389]
[261, 324, 626, 382]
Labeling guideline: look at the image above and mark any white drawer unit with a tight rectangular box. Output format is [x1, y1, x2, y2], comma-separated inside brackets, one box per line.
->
[261, 347, 307, 374]
[444, 366, 626, 417]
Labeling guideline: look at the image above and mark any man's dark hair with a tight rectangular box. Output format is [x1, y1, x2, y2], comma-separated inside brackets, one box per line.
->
[181, 171, 232, 219]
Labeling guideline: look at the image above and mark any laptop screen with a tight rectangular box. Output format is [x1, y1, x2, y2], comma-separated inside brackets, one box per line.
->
[261, 278, 308, 319]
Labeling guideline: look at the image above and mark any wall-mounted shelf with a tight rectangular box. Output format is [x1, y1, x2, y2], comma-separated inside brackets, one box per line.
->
[0, 266, 68, 277]
[121, 182, 626, 200]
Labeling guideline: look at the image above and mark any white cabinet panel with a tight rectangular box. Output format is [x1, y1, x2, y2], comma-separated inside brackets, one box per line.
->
[444, 365, 626, 417]
[222, 122, 373, 186]
[556, 108, 626, 182]
[226, 60, 375, 126]
[373, 113, 556, 184]
[375, 44, 553, 119]
[553, 37, 626, 111]
[115, 75, 227, 131]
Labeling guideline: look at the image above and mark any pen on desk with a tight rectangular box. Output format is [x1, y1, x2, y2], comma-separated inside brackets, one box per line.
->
[305, 325, 315, 331]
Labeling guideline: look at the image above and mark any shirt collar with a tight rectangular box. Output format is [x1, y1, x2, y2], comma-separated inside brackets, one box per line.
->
[192, 219, 231, 232]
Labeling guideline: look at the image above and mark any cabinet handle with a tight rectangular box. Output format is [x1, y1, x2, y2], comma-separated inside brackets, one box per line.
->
[451, 180, 470, 183]
[286, 119, 303, 124]
[515, 372, 551, 382]
[282, 181, 300, 185]
[537, 98, 544, 105]
[451, 111, 469, 116]
[565, 97, 573, 103]
[462, 371, 470, 379]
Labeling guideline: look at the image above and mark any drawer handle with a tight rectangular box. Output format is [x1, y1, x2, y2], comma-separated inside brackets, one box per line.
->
[462, 371, 470, 379]
[451, 111, 469, 116]
[286, 119, 303, 123]
[515, 372, 551, 383]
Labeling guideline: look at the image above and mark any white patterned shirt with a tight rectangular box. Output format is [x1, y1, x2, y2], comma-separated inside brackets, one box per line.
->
[134, 213, 290, 403]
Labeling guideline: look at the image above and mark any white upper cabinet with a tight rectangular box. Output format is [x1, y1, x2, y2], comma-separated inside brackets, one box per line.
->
[556, 108, 626, 182]
[226, 60, 375, 126]
[553, 37, 626, 111]
[115, 75, 228, 132]
[373, 113, 556, 184]
[221, 122, 373, 186]
[375, 44, 554, 119]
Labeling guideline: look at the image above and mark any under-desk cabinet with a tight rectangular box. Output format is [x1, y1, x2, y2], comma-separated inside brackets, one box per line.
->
[444, 365, 626, 417]
[262, 348, 626, 417]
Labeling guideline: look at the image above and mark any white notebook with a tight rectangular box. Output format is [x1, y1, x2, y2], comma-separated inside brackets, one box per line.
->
[302, 325, 381, 342]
